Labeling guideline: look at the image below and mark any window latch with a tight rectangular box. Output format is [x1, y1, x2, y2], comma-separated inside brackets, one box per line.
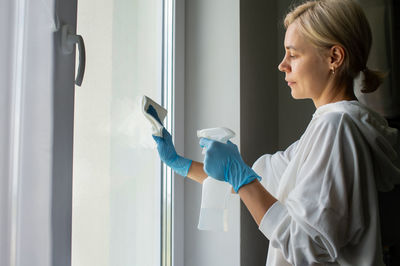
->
[61, 24, 86, 86]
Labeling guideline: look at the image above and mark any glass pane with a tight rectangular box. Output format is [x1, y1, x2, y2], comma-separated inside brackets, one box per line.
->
[72, 1, 163, 266]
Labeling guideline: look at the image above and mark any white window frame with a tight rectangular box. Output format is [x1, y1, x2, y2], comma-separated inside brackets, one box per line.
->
[161, 0, 185, 265]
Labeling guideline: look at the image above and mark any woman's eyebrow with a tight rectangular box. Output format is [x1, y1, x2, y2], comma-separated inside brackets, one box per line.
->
[285, 45, 297, 50]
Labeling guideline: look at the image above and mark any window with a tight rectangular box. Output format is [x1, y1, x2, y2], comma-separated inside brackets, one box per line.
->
[72, 0, 175, 265]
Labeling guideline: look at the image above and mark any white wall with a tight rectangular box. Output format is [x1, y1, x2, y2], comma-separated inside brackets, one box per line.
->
[184, 0, 241, 265]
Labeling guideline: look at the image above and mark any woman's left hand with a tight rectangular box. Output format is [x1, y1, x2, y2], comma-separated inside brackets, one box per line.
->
[199, 138, 261, 192]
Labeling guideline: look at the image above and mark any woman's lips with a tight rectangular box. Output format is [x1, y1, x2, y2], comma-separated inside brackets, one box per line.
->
[285, 79, 295, 86]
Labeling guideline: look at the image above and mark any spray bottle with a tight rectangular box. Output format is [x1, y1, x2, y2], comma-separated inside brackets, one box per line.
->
[197, 127, 237, 232]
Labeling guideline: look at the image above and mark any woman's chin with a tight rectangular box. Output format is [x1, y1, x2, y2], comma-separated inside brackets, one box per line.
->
[290, 90, 301, 99]
[290, 88, 308, 100]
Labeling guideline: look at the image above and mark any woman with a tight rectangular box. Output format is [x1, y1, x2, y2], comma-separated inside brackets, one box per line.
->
[148, 0, 400, 265]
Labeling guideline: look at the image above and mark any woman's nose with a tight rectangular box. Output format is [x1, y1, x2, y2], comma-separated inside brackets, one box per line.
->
[278, 57, 290, 73]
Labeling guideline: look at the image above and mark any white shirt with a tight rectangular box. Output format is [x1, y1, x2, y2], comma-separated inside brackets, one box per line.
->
[252, 101, 400, 266]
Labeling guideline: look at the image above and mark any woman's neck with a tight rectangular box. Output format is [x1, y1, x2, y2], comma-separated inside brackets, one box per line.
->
[313, 85, 357, 108]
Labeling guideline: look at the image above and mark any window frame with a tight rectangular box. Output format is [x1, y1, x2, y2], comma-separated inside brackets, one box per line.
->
[161, 0, 185, 265]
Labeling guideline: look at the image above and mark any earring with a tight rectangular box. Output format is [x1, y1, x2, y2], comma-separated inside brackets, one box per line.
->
[331, 67, 335, 74]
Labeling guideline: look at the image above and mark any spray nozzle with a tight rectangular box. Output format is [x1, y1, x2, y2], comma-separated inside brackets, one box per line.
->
[197, 127, 236, 154]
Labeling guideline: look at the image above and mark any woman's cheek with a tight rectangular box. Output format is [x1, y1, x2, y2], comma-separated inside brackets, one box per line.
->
[291, 61, 298, 73]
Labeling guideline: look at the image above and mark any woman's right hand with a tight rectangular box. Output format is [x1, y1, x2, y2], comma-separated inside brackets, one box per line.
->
[147, 105, 192, 177]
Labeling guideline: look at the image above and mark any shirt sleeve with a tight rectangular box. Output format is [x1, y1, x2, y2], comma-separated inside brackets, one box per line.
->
[259, 113, 370, 265]
[252, 140, 299, 197]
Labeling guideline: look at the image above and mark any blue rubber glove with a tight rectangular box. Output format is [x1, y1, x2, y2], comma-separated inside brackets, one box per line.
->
[147, 105, 192, 177]
[199, 138, 261, 192]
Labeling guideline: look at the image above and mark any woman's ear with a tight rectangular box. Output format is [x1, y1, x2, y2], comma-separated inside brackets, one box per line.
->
[329, 45, 345, 69]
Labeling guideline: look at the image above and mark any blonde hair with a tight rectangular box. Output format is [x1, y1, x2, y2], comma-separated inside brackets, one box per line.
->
[284, 0, 386, 93]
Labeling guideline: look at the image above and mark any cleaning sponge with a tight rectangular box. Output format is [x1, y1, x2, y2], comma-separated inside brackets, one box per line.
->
[141, 95, 167, 137]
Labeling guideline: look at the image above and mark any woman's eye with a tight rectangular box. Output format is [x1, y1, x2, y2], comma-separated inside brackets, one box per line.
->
[289, 54, 296, 58]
